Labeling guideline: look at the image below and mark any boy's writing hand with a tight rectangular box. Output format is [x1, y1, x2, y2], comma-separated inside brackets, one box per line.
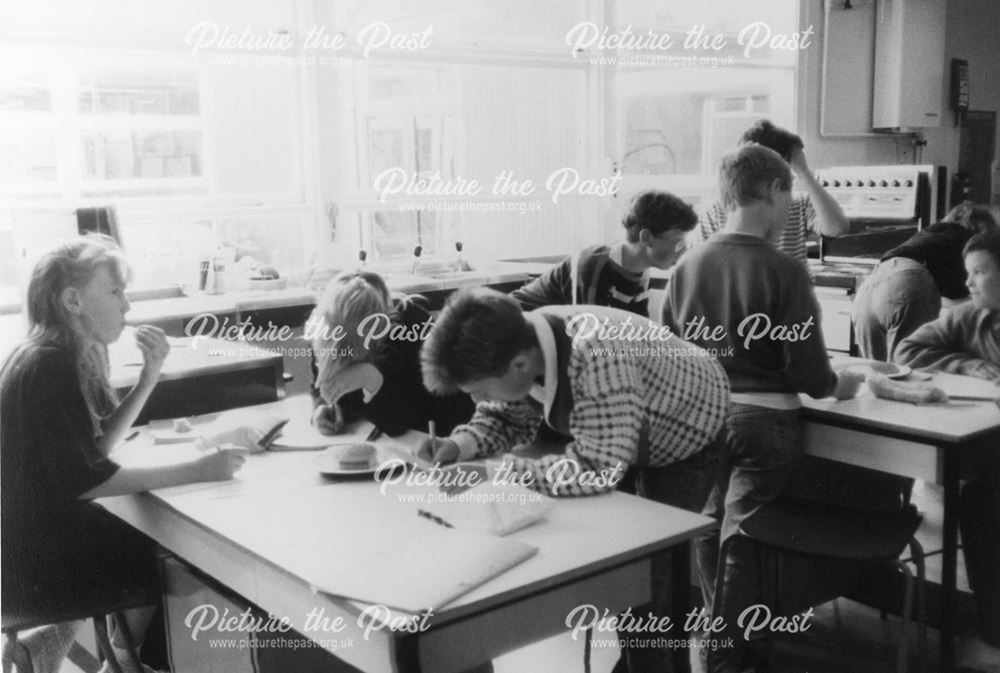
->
[312, 403, 344, 435]
[416, 437, 460, 465]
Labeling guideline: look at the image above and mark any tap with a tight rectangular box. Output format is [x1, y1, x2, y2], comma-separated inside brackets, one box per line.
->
[410, 245, 423, 275]
[358, 249, 367, 268]
[454, 241, 470, 271]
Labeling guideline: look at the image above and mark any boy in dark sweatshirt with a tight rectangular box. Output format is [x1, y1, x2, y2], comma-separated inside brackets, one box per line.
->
[663, 144, 863, 673]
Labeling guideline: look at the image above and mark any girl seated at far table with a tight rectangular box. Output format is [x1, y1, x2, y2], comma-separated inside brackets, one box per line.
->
[309, 270, 474, 437]
[895, 231, 1000, 672]
[0, 235, 246, 673]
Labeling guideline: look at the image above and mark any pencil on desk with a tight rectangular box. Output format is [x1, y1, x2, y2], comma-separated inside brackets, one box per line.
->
[418, 508, 453, 528]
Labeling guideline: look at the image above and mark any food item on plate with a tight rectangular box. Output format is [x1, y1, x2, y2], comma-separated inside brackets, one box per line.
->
[868, 374, 948, 404]
[337, 443, 376, 470]
[172, 417, 193, 433]
[251, 266, 280, 280]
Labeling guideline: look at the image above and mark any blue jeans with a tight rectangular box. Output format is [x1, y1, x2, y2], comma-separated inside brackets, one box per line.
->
[702, 404, 801, 673]
[852, 257, 941, 361]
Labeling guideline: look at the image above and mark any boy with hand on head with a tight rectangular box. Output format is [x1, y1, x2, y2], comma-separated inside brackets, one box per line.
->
[419, 288, 730, 673]
[663, 144, 864, 673]
[700, 119, 848, 265]
[511, 189, 698, 317]
[895, 232, 1000, 672]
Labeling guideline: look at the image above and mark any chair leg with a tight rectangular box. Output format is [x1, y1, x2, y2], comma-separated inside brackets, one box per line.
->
[1, 632, 34, 673]
[92, 617, 122, 673]
[109, 613, 143, 673]
[895, 561, 915, 673]
[66, 640, 100, 673]
[909, 538, 927, 673]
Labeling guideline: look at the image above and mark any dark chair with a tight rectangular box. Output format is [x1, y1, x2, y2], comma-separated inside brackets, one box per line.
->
[2, 595, 149, 673]
[734, 495, 927, 673]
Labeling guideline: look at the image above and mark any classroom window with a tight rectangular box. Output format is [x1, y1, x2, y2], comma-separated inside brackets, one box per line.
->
[614, 0, 799, 208]
[0, 42, 313, 295]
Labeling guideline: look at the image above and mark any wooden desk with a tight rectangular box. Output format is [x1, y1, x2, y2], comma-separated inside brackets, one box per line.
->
[800, 371, 1000, 673]
[101, 395, 714, 673]
[109, 333, 285, 423]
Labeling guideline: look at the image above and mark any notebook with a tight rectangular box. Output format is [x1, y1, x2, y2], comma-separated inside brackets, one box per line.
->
[307, 520, 538, 613]
[419, 482, 554, 536]
[936, 375, 1000, 401]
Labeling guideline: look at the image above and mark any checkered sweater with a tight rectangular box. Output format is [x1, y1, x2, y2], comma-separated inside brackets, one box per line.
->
[451, 306, 729, 497]
[701, 194, 816, 265]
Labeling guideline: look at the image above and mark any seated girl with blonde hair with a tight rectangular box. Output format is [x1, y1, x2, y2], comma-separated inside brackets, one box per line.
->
[309, 270, 474, 437]
[1, 235, 246, 673]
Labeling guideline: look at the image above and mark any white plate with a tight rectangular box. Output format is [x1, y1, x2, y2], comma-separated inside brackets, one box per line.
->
[147, 417, 207, 443]
[314, 444, 384, 477]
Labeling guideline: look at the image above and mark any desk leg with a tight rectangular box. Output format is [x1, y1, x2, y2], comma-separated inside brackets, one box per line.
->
[672, 541, 694, 673]
[940, 449, 961, 673]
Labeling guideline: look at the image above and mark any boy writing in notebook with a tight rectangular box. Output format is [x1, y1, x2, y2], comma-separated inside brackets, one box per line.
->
[895, 232, 1000, 671]
[419, 288, 729, 673]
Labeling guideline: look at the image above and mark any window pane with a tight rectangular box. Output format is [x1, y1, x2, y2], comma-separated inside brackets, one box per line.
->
[78, 68, 199, 115]
[620, 67, 795, 177]
[0, 84, 51, 112]
[615, 0, 799, 65]
[368, 210, 444, 261]
[205, 61, 302, 198]
[326, 0, 590, 48]
[0, 58, 52, 111]
[462, 66, 588, 185]
[623, 94, 703, 175]
[0, 127, 58, 183]
[81, 129, 203, 180]
[120, 212, 310, 289]
[360, 63, 589, 186]
[355, 61, 596, 264]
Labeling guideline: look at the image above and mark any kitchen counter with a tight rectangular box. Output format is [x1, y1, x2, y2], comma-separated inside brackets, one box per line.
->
[808, 260, 874, 290]
[124, 261, 540, 327]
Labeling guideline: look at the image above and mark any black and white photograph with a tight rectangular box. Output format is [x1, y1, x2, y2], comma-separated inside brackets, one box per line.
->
[2, 1, 1000, 672]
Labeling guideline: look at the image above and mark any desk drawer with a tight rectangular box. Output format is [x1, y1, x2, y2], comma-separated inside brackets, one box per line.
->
[161, 557, 359, 673]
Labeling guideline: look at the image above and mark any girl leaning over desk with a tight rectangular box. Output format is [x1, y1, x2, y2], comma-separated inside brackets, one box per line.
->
[309, 269, 475, 437]
[0, 235, 246, 673]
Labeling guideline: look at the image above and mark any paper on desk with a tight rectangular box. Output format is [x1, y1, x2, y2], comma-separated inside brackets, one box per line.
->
[420, 482, 554, 536]
[935, 375, 1000, 401]
[307, 520, 538, 613]
[149, 409, 287, 451]
[268, 416, 375, 451]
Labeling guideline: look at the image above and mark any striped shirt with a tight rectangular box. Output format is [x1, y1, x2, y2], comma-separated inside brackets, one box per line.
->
[451, 306, 729, 497]
[700, 194, 816, 265]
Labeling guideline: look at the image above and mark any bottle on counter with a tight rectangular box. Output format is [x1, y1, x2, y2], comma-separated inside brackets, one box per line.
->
[206, 247, 234, 294]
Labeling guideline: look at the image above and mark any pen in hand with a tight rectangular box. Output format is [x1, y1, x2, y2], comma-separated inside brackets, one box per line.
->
[417, 420, 459, 465]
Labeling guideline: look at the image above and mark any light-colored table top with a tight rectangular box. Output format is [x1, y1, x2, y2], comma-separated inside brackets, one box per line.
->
[800, 363, 1000, 444]
[104, 395, 713, 671]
